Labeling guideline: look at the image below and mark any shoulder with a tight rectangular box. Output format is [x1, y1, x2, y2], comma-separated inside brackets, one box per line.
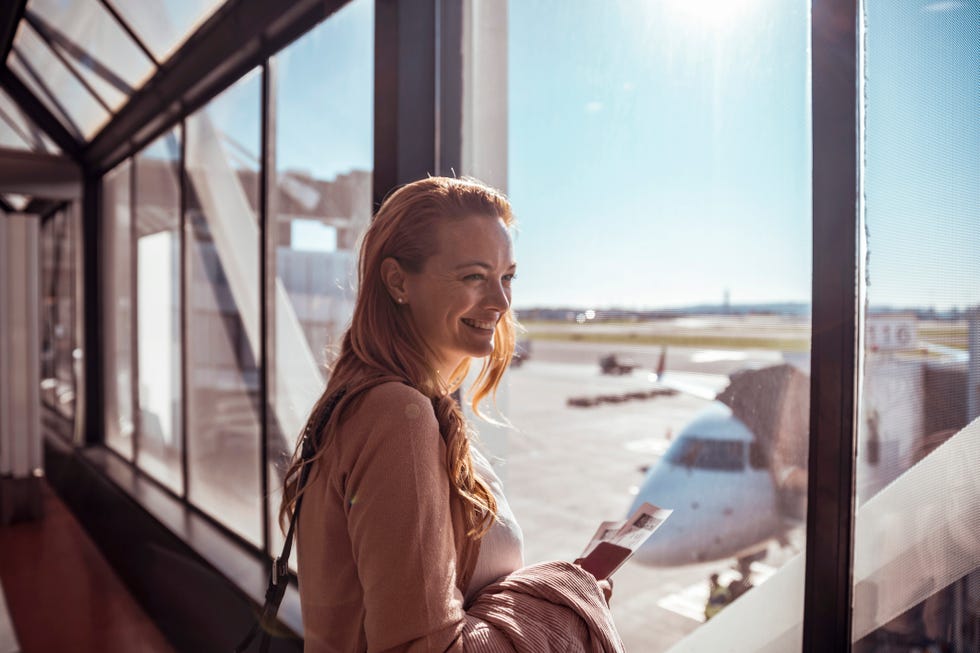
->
[360, 381, 436, 422]
[361, 380, 431, 407]
[338, 382, 447, 484]
[341, 381, 440, 446]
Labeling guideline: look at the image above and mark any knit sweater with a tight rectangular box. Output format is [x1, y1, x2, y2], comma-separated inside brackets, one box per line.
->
[296, 381, 622, 652]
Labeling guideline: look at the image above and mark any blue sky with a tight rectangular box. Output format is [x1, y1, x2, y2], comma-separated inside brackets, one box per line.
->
[261, 0, 978, 312]
[274, 0, 374, 182]
[508, 0, 812, 309]
[862, 0, 980, 311]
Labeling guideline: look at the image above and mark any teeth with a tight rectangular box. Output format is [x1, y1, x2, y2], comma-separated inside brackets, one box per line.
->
[463, 318, 495, 330]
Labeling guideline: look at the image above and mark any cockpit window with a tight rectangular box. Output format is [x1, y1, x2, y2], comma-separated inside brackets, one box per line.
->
[665, 437, 745, 471]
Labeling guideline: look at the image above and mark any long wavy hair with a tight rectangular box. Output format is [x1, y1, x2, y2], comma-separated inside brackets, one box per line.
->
[279, 176, 517, 540]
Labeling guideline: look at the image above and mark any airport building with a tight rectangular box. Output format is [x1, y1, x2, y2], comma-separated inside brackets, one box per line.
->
[0, 1, 977, 651]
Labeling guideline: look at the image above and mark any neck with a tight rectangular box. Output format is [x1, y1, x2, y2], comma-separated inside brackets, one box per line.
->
[431, 356, 466, 394]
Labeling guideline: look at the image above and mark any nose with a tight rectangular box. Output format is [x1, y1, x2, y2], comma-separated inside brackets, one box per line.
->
[485, 277, 510, 312]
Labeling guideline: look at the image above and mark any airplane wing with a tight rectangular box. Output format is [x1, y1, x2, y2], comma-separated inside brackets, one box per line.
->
[649, 370, 730, 400]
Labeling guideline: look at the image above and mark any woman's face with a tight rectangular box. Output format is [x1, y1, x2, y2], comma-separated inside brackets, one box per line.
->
[403, 214, 516, 377]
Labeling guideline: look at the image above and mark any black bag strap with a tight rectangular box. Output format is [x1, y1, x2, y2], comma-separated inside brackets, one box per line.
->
[235, 388, 346, 653]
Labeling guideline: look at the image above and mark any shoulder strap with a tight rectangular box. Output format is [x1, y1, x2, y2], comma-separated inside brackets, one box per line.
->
[235, 388, 347, 653]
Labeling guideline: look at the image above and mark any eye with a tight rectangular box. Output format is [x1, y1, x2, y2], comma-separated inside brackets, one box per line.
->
[503, 273, 517, 283]
[464, 273, 487, 281]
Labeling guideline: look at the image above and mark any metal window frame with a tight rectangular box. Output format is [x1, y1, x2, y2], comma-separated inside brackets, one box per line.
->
[0, 67, 81, 159]
[70, 0, 359, 566]
[0, 0, 26, 65]
[178, 120, 189, 501]
[8, 47, 84, 141]
[0, 101, 37, 149]
[25, 9, 137, 97]
[96, 0, 160, 70]
[259, 59, 275, 559]
[374, 0, 439, 206]
[84, 0, 350, 176]
[127, 153, 140, 461]
[21, 12, 115, 115]
[802, 1, 860, 651]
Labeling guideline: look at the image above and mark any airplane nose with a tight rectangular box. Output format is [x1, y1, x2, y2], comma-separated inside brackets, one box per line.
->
[627, 470, 704, 566]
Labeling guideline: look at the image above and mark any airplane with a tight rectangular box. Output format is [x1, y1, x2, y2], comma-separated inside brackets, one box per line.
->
[625, 337, 966, 571]
[628, 399, 791, 567]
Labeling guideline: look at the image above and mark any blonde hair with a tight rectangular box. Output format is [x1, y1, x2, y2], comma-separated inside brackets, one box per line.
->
[279, 177, 517, 539]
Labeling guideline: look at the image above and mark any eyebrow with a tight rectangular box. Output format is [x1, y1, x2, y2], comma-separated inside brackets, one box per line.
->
[454, 261, 517, 271]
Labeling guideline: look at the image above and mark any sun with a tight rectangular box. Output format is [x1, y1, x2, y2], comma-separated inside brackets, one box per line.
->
[661, 0, 763, 29]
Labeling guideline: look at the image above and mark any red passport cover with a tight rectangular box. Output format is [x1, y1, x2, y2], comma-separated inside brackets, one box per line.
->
[578, 541, 633, 581]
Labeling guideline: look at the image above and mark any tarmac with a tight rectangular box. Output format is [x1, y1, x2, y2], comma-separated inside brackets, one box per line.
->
[493, 338, 805, 651]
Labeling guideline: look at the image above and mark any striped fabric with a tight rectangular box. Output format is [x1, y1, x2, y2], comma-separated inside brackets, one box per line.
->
[459, 561, 625, 652]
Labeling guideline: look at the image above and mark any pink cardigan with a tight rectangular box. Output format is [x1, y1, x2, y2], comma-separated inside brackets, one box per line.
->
[461, 561, 624, 652]
[296, 382, 623, 652]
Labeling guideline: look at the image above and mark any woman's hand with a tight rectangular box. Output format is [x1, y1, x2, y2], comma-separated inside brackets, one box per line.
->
[574, 558, 613, 605]
[598, 578, 613, 605]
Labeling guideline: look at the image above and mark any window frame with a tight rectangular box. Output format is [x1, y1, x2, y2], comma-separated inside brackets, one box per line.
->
[803, 2, 860, 651]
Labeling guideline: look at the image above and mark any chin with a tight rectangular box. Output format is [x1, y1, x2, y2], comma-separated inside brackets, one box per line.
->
[474, 341, 496, 358]
[457, 342, 495, 362]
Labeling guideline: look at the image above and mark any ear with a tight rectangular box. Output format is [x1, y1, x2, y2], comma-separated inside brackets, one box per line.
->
[380, 257, 409, 304]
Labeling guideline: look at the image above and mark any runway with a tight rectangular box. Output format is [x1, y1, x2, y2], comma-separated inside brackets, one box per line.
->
[486, 341, 805, 651]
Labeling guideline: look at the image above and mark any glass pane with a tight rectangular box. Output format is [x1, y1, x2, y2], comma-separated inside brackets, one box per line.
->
[853, 2, 980, 651]
[184, 69, 262, 545]
[663, 436, 746, 472]
[0, 86, 59, 153]
[268, 0, 374, 559]
[7, 52, 75, 139]
[39, 206, 78, 421]
[103, 160, 135, 460]
[10, 23, 110, 138]
[487, 2, 813, 650]
[135, 128, 183, 494]
[26, 0, 156, 110]
[108, 0, 224, 63]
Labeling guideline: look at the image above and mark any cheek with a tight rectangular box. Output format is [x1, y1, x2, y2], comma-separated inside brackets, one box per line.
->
[446, 288, 477, 316]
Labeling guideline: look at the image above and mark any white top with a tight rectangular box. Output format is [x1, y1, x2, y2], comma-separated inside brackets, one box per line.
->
[464, 445, 525, 603]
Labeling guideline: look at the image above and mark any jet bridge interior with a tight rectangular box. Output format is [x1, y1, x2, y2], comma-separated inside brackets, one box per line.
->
[0, 1, 977, 652]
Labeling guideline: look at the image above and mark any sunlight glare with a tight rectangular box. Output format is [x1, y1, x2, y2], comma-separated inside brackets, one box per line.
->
[662, 0, 761, 28]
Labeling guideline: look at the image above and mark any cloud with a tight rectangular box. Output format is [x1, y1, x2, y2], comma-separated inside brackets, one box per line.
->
[585, 101, 604, 113]
[922, 1, 965, 12]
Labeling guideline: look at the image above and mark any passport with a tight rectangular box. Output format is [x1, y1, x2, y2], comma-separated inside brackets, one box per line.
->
[575, 502, 672, 580]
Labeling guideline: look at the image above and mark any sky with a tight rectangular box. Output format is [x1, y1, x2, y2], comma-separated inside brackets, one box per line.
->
[861, 0, 980, 312]
[225, 0, 978, 312]
[508, 0, 813, 309]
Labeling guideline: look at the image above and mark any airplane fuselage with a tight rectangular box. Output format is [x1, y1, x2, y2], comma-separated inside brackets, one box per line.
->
[628, 402, 784, 566]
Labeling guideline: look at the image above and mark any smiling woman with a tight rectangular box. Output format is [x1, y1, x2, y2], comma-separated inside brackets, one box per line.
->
[275, 176, 623, 652]
[380, 213, 517, 377]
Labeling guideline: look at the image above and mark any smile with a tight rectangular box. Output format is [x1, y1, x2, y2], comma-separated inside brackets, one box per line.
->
[461, 317, 496, 331]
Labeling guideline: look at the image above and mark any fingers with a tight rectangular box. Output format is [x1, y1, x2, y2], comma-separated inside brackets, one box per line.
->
[598, 578, 613, 604]
[573, 559, 612, 603]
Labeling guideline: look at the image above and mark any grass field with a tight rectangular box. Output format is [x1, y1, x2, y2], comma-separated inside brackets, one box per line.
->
[523, 329, 811, 352]
[519, 320, 970, 352]
[918, 324, 968, 349]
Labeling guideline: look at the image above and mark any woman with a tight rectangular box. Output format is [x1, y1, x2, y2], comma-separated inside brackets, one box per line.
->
[280, 177, 621, 652]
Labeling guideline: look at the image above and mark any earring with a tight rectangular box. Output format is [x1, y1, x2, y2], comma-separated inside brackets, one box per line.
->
[397, 297, 404, 304]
